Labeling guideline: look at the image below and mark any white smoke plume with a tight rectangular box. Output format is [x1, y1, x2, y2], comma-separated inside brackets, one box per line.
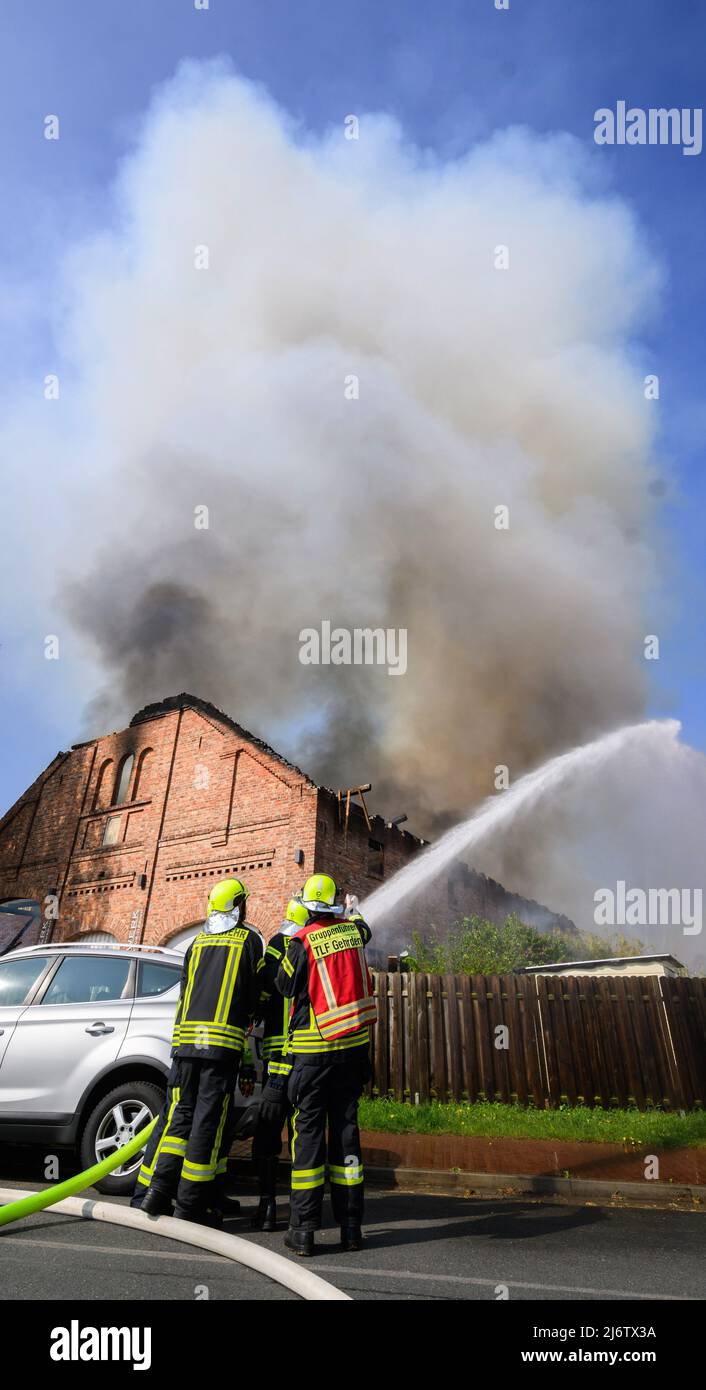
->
[365, 720, 706, 972]
[6, 61, 689, 952]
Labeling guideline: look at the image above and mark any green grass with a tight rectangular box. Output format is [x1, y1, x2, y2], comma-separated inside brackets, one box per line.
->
[358, 1097, 706, 1149]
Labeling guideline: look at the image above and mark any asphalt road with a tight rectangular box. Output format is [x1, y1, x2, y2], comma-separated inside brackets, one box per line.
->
[0, 1157, 703, 1302]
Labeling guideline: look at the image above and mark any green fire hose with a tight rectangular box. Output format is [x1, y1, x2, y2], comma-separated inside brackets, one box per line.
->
[0, 1116, 157, 1228]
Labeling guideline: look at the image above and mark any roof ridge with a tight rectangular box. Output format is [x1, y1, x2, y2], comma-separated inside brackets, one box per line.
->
[128, 693, 315, 784]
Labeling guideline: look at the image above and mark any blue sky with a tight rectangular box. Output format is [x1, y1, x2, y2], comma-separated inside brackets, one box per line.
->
[0, 0, 704, 811]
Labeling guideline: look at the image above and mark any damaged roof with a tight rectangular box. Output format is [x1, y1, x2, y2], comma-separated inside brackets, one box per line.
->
[129, 693, 317, 785]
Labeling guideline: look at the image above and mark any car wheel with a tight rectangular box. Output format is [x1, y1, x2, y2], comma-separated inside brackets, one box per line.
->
[79, 1080, 165, 1196]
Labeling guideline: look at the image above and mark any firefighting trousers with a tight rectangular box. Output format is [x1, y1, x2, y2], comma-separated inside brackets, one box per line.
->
[133, 1061, 236, 1205]
[136, 1057, 238, 1215]
[287, 1054, 367, 1231]
[252, 1062, 293, 1196]
[252, 1062, 291, 1163]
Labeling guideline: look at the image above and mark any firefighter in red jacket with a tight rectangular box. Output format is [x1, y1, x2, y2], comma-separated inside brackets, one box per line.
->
[269, 873, 375, 1257]
[249, 896, 308, 1230]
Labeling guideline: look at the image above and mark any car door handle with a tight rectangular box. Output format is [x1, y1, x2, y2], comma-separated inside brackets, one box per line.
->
[85, 1023, 115, 1036]
[0, 1029, 4, 1036]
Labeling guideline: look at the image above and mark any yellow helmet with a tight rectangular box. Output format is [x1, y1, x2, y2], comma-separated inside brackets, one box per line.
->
[301, 873, 340, 914]
[207, 877, 249, 916]
[285, 897, 310, 928]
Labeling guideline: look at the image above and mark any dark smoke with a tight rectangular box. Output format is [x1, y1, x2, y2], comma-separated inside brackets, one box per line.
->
[38, 67, 675, 921]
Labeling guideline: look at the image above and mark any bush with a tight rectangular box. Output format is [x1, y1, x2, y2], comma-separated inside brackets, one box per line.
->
[406, 914, 645, 974]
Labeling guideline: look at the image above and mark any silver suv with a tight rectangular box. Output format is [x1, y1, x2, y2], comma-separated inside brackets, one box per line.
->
[0, 943, 259, 1195]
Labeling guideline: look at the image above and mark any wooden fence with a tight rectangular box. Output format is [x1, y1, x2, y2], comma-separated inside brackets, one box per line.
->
[369, 972, 706, 1110]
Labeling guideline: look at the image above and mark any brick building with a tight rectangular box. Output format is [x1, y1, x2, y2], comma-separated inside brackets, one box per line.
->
[0, 694, 422, 948]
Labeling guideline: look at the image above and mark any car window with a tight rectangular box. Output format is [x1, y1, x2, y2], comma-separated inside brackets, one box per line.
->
[0, 956, 52, 1006]
[136, 961, 181, 997]
[39, 955, 131, 1005]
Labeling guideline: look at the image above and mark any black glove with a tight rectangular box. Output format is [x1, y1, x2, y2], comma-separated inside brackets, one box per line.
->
[258, 1074, 288, 1128]
[260, 1074, 287, 1105]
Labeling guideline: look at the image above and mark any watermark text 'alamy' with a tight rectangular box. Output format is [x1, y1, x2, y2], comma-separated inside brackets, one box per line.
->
[299, 621, 407, 676]
[594, 102, 702, 155]
[594, 881, 702, 936]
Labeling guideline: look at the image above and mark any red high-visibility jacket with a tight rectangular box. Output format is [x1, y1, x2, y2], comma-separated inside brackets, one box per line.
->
[276, 915, 376, 1055]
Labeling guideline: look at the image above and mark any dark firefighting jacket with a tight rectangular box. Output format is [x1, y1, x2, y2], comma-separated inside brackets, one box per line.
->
[256, 925, 295, 1079]
[171, 923, 262, 1062]
[275, 915, 374, 1058]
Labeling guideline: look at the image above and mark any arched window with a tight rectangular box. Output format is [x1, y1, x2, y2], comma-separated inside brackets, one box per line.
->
[113, 754, 134, 805]
[92, 760, 114, 810]
[131, 748, 153, 800]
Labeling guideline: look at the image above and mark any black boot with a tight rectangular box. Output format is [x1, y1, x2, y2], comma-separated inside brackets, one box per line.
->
[203, 1208, 224, 1229]
[211, 1157, 242, 1216]
[215, 1193, 241, 1215]
[340, 1225, 363, 1252]
[251, 1195, 277, 1231]
[174, 1206, 223, 1229]
[211, 1162, 242, 1215]
[251, 1157, 278, 1231]
[285, 1228, 314, 1258]
[140, 1188, 174, 1217]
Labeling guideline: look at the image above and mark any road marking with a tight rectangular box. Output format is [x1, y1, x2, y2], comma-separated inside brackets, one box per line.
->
[0, 1233, 231, 1264]
[314, 1263, 698, 1300]
[3, 1235, 698, 1300]
[3, 1221, 703, 1302]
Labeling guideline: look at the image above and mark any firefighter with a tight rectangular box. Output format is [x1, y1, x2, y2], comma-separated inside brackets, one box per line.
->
[250, 895, 308, 1231]
[139, 878, 262, 1224]
[131, 1049, 256, 1216]
[269, 873, 376, 1257]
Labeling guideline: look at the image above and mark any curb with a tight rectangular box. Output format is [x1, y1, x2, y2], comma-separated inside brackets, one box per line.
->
[358, 1129, 706, 1185]
[228, 1154, 705, 1209]
[364, 1164, 706, 1207]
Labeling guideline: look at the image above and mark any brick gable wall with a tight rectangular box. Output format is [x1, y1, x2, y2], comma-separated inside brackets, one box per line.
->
[0, 702, 418, 945]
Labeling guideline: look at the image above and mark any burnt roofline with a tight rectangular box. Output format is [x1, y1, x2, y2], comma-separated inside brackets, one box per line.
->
[129, 695, 430, 845]
[129, 693, 314, 784]
[129, 695, 426, 846]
